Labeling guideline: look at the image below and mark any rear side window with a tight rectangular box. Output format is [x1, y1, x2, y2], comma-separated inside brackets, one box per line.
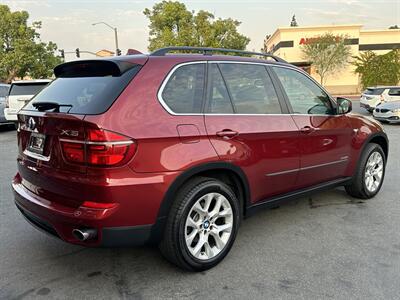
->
[388, 88, 400, 96]
[24, 64, 141, 115]
[364, 88, 384, 95]
[9, 83, 48, 96]
[161, 63, 205, 114]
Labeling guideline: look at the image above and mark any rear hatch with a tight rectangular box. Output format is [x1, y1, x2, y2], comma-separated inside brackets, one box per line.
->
[17, 58, 146, 208]
[362, 88, 384, 100]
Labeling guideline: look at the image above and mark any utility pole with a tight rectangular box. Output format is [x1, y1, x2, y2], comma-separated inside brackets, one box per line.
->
[92, 21, 120, 56]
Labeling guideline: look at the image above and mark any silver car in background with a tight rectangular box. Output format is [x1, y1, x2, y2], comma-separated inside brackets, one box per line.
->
[360, 86, 400, 112]
[373, 101, 400, 124]
[0, 83, 11, 125]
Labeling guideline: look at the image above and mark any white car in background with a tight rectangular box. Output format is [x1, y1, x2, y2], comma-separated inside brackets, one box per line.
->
[373, 101, 400, 124]
[360, 86, 400, 112]
[4, 79, 51, 122]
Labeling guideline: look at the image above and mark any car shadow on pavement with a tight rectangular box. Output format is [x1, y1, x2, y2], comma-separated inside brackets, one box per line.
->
[0, 124, 16, 132]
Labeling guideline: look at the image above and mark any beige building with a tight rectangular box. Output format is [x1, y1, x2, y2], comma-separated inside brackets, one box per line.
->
[96, 49, 115, 57]
[264, 24, 400, 94]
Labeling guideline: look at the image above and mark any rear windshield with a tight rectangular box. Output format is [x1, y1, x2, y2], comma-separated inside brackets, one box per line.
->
[24, 65, 141, 115]
[9, 83, 49, 96]
[0, 86, 9, 97]
[364, 88, 384, 95]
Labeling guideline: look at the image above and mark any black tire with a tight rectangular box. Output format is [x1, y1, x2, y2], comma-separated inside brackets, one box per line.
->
[345, 143, 386, 199]
[159, 177, 240, 271]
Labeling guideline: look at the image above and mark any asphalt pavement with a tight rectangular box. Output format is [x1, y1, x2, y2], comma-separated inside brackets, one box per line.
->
[1, 102, 400, 300]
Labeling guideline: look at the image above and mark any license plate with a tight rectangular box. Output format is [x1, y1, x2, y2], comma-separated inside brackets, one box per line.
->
[28, 133, 46, 155]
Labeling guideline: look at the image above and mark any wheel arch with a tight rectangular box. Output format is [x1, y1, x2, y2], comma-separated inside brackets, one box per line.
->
[368, 134, 389, 160]
[350, 132, 389, 179]
[149, 162, 251, 243]
[159, 162, 250, 219]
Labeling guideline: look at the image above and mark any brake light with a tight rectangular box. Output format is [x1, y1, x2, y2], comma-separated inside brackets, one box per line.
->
[5, 96, 9, 108]
[62, 142, 85, 163]
[60, 128, 136, 167]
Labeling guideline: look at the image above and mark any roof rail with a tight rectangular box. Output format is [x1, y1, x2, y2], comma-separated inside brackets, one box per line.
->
[150, 46, 287, 63]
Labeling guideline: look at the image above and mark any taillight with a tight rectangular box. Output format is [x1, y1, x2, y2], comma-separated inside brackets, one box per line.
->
[60, 128, 136, 167]
[5, 96, 9, 108]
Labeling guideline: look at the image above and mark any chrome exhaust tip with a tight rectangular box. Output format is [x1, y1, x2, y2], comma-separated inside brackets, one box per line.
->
[72, 228, 97, 241]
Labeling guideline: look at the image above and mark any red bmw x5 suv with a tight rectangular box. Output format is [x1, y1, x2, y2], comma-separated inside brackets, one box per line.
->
[13, 47, 388, 271]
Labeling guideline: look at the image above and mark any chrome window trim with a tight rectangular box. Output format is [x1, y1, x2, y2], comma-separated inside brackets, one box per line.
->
[157, 60, 338, 117]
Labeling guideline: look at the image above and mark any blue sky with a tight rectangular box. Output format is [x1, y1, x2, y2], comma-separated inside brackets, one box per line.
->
[3, 0, 400, 59]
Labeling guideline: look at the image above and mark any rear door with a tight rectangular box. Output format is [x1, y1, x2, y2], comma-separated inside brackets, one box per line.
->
[270, 65, 353, 188]
[204, 62, 300, 203]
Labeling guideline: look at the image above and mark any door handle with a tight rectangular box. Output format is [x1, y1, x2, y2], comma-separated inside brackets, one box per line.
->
[300, 126, 315, 134]
[216, 129, 239, 139]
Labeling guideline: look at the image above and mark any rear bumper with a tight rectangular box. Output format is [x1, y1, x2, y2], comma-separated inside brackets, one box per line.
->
[13, 175, 162, 247]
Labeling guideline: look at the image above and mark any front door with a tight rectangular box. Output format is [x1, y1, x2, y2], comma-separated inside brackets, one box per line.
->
[271, 66, 353, 188]
[204, 62, 301, 203]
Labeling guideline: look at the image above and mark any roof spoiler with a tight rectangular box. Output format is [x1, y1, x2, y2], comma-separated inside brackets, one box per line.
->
[54, 60, 137, 78]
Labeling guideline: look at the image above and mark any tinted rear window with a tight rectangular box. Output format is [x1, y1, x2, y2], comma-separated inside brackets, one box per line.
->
[9, 83, 48, 96]
[24, 65, 141, 115]
[0, 86, 9, 97]
[364, 88, 384, 95]
[388, 88, 400, 96]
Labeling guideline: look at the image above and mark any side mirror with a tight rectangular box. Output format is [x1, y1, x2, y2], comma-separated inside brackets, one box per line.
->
[336, 97, 352, 114]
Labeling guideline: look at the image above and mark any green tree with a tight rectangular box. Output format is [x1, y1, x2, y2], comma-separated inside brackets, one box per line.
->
[143, 1, 250, 51]
[301, 33, 352, 86]
[0, 4, 62, 83]
[353, 50, 400, 89]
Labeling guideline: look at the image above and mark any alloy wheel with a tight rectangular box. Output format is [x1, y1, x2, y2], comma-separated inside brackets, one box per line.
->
[184, 192, 233, 260]
[364, 151, 384, 193]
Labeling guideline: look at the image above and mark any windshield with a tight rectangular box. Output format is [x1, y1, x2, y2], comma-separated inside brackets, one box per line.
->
[24, 65, 141, 115]
[364, 88, 384, 95]
[9, 83, 49, 96]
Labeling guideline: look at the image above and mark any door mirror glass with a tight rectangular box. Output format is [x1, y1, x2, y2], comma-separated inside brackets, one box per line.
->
[336, 97, 352, 114]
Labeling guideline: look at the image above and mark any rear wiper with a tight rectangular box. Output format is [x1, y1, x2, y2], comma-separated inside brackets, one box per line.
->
[32, 101, 73, 112]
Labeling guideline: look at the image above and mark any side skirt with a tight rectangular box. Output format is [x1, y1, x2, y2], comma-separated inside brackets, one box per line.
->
[245, 177, 352, 217]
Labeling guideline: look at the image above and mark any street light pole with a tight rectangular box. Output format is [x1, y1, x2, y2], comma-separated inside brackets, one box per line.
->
[92, 21, 119, 56]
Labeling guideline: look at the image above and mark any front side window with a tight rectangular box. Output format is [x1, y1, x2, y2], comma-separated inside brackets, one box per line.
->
[273, 67, 334, 115]
[218, 63, 282, 114]
[161, 63, 205, 114]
